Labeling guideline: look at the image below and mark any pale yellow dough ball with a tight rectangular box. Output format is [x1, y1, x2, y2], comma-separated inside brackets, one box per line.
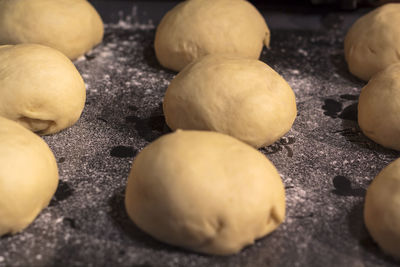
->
[365, 158, 400, 258]
[344, 3, 400, 81]
[155, 0, 270, 72]
[125, 130, 285, 255]
[0, 0, 104, 60]
[0, 44, 86, 135]
[163, 54, 297, 148]
[358, 63, 400, 151]
[0, 117, 59, 236]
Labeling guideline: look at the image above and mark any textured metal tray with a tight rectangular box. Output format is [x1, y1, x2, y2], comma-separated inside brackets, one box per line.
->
[1, 2, 399, 266]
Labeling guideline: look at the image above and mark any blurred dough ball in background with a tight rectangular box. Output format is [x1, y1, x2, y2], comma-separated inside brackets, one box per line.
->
[344, 3, 400, 81]
[0, 117, 59, 236]
[125, 130, 285, 255]
[358, 63, 400, 151]
[154, 0, 270, 72]
[364, 157, 400, 258]
[163, 54, 297, 148]
[0, 44, 86, 135]
[0, 0, 104, 60]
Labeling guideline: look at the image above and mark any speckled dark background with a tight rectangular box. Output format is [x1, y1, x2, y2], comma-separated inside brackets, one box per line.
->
[1, 1, 399, 266]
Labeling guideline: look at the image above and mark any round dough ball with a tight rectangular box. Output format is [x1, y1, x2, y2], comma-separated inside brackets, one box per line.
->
[154, 0, 270, 72]
[364, 158, 400, 258]
[0, 44, 86, 135]
[358, 63, 400, 150]
[163, 54, 297, 148]
[0, 0, 104, 60]
[344, 3, 400, 81]
[0, 117, 59, 236]
[125, 130, 285, 255]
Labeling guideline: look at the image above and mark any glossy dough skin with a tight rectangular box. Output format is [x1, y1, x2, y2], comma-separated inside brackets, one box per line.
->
[0, 44, 86, 135]
[154, 0, 270, 71]
[358, 63, 400, 151]
[125, 130, 285, 255]
[163, 55, 297, 148]
[0, 117, 59, 236]
[364, 158, 400, 258]
[344, 3, 400, 81]
[0, 0, 104, 60]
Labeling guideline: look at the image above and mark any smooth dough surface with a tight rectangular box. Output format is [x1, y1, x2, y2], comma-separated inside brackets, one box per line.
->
[0, 44, 86, 135]
[364, 158, 400, 258]
[154, 0, 270, 72]
[163, 54, 297, 148]
[358, 63, 400, 151]
[0, 117, 59, 236]
[344, 3, 400, 81]
[0, 0, 104, 60]
[125, 130, 285, 255]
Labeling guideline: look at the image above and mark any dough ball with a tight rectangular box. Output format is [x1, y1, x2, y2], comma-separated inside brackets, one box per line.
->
[344, 3, 400, 81]
[0, 0, 104, 60]
[358, 63, 400, 150]
[364, 158, 400, 258]
[0, 44, 86, 135]
[163, 54, 297, 148]
[154, 0, 270, 72]
[0, 117, 59, 236]
[125, 130, 285, 255]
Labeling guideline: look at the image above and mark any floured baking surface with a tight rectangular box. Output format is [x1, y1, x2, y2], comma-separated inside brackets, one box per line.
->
[0, 4, 399, 267]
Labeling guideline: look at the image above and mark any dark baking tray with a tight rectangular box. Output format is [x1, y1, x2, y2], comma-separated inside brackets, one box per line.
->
[0, 1, 399, 266]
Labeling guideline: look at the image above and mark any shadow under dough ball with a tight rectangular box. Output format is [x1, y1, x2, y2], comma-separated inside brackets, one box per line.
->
[358, 63, 400, 151]
[154, 0, 270, 72]
[0, 117, 59, 236]
[163, 54, 297, 148]
[344, 3, 400, 81]
[364, 158, 400, 258]
[0, 44, 86, 135]
[0, 0, 104, 60]
[125, 130, 285, 255]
